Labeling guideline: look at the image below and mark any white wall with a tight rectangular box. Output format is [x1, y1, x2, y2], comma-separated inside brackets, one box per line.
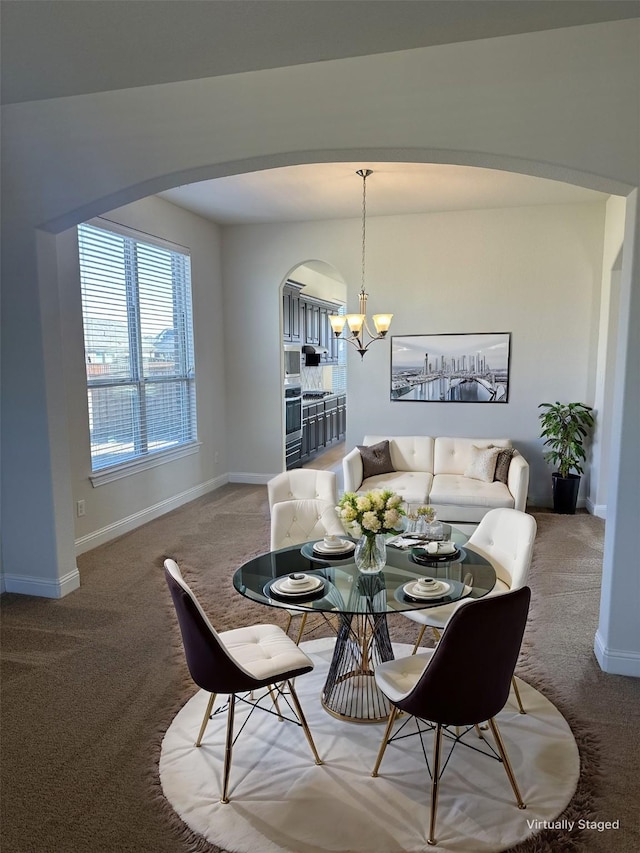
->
[589, 196, 627, 517]
[1, 20, 638, 674]
[58, 196, 228, 551]
[595, 190, 640, 676]
[223, 203, 606, 504]
[289, 263, 347, 303]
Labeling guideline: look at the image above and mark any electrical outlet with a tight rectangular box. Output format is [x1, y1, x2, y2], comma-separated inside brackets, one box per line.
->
[76, 500, 85, 518]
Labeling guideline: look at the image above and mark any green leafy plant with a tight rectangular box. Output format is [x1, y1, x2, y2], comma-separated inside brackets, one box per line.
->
[538, 401, 595, 478]
[416, 505, 436, 521]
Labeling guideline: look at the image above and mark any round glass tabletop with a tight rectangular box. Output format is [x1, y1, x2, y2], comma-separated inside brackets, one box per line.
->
[232, 529, 495, 617]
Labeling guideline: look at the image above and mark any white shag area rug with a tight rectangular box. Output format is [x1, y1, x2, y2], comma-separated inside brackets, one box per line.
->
[160, 639, 579, 853]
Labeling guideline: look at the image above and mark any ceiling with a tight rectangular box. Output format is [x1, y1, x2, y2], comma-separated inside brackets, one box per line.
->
[2, 1, 638, 105]
[158, 162, 610, 225]
[2, 1, 624, 222]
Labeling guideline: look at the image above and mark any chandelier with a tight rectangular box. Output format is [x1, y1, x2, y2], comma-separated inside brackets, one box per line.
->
[328, 169, 393, 358]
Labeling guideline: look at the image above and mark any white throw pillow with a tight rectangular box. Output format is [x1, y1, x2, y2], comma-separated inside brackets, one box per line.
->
[464, 445, 500, 483]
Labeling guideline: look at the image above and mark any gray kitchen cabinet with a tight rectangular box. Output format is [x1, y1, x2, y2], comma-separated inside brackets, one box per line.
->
[301, 402, 319, 461]
[337, 395, 347, 438]
[282, 282, 303, 343]
[300, 395, 346, 463]
[283, 284, 341, 360]
[303, 301, 320, 346]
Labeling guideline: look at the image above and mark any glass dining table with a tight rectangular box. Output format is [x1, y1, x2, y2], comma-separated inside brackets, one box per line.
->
[232, 525, 496, 723]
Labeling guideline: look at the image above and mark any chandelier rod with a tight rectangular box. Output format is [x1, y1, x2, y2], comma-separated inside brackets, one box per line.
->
[358, 167, 371, 298]
[327, 168, 393, 358]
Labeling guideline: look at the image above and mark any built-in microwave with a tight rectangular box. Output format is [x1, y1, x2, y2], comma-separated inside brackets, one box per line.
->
[283, 343, 302, 383]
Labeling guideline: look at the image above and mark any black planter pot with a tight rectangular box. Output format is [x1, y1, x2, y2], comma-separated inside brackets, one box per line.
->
[551, 472, 581, 514]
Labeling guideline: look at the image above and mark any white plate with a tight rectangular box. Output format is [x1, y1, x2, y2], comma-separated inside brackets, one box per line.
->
[421, 541, 457, 556]
[271, 575, 324, 596]
[312, 539, 355, 555]
[403, 580, 452, 600]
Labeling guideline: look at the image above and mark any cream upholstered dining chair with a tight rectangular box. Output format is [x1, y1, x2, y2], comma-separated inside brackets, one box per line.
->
[267, 468, 339, 511]
[270, 498, 346, 642]
[403, 508, 537, 713]
[164, 559, 322, 803]
[270, 498, 345, 551]
[372, 587, 531, 847]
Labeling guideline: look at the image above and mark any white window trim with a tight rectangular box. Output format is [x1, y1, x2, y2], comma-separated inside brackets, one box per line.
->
[91, 215, 191, 255]
[79, 217, 197, 478]
[90, 441, 201, 488]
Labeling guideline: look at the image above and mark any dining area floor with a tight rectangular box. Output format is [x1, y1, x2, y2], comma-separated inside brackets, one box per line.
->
[1, 482, 638, 853]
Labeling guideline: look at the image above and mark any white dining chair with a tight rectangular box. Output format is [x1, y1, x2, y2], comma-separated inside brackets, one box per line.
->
[267, 469, 338, 512]
[402, 508, 537, 713]
[164, 559, 322, 803]
[270, 498, 346, 643]
[372, 587, 531, 846]
[270, 498, 345, 551]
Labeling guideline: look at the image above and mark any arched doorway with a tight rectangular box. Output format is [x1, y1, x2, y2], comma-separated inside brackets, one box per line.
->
[281, 261, 347, 471]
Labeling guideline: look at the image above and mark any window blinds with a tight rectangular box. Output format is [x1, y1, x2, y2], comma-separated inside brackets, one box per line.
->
[77, 221, 196, 472]
[332, 304, 347, 393]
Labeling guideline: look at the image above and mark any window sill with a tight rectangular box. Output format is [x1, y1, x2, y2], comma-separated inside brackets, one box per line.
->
[90, 442, 202, 487]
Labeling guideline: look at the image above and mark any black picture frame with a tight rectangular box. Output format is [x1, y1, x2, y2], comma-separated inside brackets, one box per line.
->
[390, 332, 511, 403]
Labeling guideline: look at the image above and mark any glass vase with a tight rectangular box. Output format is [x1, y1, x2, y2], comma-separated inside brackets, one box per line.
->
[354, 534, 387, 573]
[426, 519, 444, 540]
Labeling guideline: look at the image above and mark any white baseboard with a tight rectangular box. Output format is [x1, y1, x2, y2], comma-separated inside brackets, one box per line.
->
[586, 498, 607, 518]
[3, 567, 81, 599]
[74, 474, 228, 555]
[594, 630, 640, 677]
[228, 472, 276, 485]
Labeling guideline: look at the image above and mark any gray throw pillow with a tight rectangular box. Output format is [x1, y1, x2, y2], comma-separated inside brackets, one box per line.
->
[494, 448, 515, 483]
[357, 440, 395, 480]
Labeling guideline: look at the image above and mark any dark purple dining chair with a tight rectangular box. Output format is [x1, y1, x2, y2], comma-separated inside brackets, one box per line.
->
[372, 586, 531, 845]
[164, 559, 322, 803]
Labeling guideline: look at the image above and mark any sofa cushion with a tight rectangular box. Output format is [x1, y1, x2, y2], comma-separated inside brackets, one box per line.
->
[357, 440, 395, 480]
[433, 437, 512, 476]
[360, 472, 433, 506]
[464, 445, 501, 483]
[494, 448, 515, 484]
[429, 474, 515, 509]
[363, 435, 434, 474]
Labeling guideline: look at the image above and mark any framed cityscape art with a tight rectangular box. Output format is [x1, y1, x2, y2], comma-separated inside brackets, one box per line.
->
[390, 332, 511, 403]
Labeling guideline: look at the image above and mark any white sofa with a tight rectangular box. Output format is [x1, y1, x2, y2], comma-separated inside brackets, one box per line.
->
[343, 435, 529, 523]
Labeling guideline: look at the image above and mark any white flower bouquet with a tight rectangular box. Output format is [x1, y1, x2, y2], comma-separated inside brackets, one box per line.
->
[337, 489, 405, 539]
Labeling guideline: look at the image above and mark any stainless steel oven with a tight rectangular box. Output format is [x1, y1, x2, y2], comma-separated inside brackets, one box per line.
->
[284, 383, 303, 468]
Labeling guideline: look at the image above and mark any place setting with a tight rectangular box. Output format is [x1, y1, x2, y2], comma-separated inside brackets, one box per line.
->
[266, 572, 327, 602]
[303, 534, 356, 561]
[396, 575, 469, 604]
[410, 539, 463, 565]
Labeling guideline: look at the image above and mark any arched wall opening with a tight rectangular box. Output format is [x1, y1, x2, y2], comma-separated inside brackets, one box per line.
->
[46, 153, 628, 528]
[7, 150, 630, 599]
[2, 19, 638, 674]
[280, 260, 347, 470]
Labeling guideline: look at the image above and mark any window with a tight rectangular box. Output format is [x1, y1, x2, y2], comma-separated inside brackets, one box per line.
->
[332, 304, 347, 393]
[77, 220, 197, 477]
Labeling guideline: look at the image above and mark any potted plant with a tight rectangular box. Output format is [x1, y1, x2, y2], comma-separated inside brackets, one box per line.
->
[538, 401, 595, 514]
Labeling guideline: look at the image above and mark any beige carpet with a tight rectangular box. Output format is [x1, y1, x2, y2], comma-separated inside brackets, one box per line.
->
[2, 484, 639, 853]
